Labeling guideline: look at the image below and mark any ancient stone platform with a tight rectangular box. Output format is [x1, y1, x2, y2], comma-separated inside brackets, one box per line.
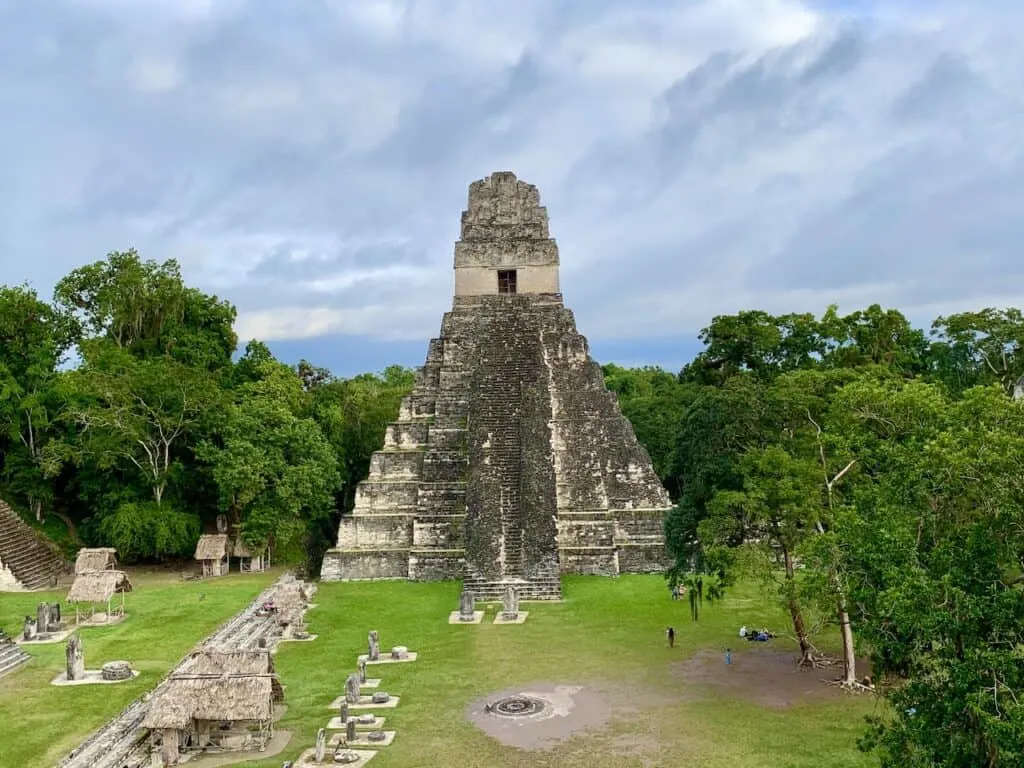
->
[51, 668, 140, 686]
[16, 627, 76, 645]
[448, 610, 485, 624]
[493, 611, 529, 625]
[358, 651, 417, 665]
[330, 695, 401, 710]
[330, 731, 397, 747]
[327, 715, 386, 730]
[321, 172, 671, 597]
[294, 747, 377, 767]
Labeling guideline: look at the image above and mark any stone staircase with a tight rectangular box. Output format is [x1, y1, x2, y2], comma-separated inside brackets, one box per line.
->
[463, 576, 563, 602]
[0, 499, 66, 591]
[0, 629, 30, 680]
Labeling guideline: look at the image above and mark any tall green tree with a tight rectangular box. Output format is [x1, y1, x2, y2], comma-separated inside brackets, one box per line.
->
[0, 286, 74, 520]
[198, 359, 340, 555]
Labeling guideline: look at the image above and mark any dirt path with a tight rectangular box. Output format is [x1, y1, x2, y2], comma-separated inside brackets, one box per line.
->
[672, 645, 870, 709]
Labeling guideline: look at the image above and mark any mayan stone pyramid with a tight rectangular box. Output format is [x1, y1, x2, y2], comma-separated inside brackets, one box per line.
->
[320, 172, 671, 599]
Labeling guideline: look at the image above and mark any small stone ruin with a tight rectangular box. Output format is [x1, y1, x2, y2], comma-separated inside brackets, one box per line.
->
[66, 635, 85, 681]
[390, 646, 408, 660]
[25, 601, 64, 641]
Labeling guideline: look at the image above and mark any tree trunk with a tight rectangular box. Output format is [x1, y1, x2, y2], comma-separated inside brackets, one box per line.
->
[783, 546, 815, 666]
[838, 603, 857, 685]
[153, 484, 164, 505]
[32, 498, 43, 523]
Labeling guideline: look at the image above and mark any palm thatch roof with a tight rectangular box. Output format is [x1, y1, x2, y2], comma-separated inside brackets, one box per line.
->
[230, 537, 265, 559]
[181, 649, 275, 677]
[74, 548, 117, 574]
[142, 676, 274, 729]
[66, 570, 133, 604]
[142, 649, 280, 729]
[194, 534, 228, 561]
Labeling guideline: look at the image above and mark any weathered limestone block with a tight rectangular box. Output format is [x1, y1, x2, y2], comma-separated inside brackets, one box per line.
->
[367, 631, 379, 661]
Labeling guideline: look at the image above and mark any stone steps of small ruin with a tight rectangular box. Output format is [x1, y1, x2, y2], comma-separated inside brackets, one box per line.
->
[0, 503, 66, 590]
[0, 641, 30, 679]
[463, 579, 563, 601]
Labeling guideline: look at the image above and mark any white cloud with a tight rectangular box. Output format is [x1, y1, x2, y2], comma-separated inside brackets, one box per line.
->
[1, 0, 1021, 374]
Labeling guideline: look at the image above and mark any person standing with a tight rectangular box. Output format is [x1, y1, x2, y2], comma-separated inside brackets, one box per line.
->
[725, 648, 733, 665]
[667, 627, 675, 648]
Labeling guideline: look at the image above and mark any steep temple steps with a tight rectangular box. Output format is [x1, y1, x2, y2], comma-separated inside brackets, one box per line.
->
[0, 499, 66, 591]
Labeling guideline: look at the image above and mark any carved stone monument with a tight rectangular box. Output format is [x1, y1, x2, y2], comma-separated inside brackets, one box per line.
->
[344, 674, 361, 704]
[66, 635, 85, 681]
[367, 630, 379, 661]
[345, 718, 356, 744]
[22, 615, 35, 641]
[459, 590, 475, 621]
[502, 585, 520, 620]
[339, 699, 348, 724]
[371, 691, 390, 704]
[357, 657, 366, 683]
[314, 727, 326, 762]
[320, 172, 673, 596]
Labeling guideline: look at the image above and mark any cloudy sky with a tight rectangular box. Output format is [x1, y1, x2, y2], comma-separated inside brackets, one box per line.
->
[2, 0, 1022, 376]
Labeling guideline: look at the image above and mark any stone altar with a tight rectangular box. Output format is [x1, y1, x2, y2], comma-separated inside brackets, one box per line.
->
[321, 172, 672, 597]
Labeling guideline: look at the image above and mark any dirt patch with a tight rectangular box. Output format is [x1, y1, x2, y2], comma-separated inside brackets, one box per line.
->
[673, 646, 869, 710]
[466, 680, 662, 751]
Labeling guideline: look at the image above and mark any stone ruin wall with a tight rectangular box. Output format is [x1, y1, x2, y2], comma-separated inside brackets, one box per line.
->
[321, 172, 671, 592]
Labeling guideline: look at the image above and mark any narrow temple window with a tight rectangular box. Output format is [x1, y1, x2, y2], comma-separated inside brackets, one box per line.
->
[498, 269, 517, 294]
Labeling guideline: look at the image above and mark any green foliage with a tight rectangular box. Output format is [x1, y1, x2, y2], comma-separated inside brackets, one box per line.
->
[198, 359, 340, 553]
[96, 501, 201, 560]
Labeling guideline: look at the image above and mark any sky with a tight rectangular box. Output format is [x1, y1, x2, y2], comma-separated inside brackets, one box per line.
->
[2, 0, 1022, 377]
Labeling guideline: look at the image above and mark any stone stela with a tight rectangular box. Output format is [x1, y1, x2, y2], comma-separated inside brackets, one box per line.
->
[66, 635, 85, 681]
[321, 172, 672, 601]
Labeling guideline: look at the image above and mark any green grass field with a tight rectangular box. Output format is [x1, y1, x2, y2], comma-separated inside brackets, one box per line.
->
[0, 573, 883, 768]
[0, 570, 275, 768]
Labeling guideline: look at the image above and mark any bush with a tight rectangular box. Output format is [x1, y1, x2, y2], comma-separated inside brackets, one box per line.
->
[96, 501, 200, 562]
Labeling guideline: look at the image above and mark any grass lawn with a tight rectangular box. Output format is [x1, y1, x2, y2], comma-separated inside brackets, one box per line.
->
[0, 572, 884, 767]
[0, 568, 276, 767]
[259, 575, 881, 768]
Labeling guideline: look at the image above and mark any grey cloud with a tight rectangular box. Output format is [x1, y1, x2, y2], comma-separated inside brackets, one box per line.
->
[1, 0, 1022, 360]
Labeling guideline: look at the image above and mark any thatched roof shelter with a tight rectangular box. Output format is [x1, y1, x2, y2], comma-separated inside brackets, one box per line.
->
[194, 534, 228, 561]
[74, 547, 117, 574]
[230, 537, 265, 559]
[67, 570, 132, 604]
[142, 676, 274, 729]
[142, 649, 281, 730]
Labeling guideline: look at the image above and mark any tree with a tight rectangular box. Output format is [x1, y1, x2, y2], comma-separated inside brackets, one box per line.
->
[54, 249, 237, 370]
[198, 360, 340, 554]
[46, 344, 220, 505]
[0, 286, 74, 520]
[828, 378, 1024, 765]
[931, 308, 1024, 396]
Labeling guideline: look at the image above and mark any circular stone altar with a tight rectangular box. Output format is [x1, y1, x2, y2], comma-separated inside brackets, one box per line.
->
[101, 661, 133, 681]
[333, 750, 360, 764]
[489, 695, 547, 718]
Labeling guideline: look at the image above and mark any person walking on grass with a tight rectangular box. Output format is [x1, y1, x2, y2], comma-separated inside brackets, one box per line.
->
[667, 626, 675, 648]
